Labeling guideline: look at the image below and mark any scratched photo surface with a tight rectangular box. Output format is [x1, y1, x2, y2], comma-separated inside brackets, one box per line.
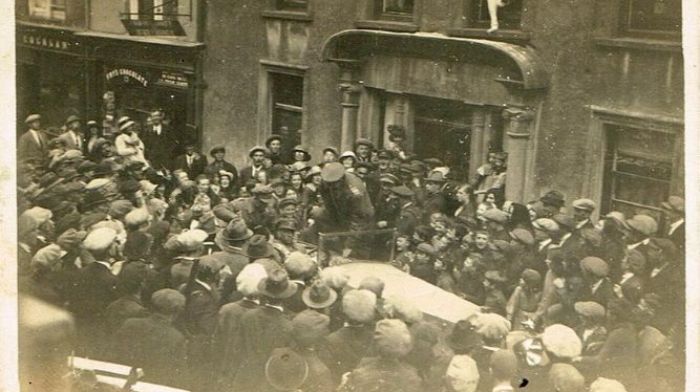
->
[15, 1, 686, 391]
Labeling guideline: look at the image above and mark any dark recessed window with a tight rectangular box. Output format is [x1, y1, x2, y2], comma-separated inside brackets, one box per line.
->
[468, 0, 523, 30]
[376, 0, 415, 21]
[276, 0, 308, 12]
[624, 0, 681, 34]
[271, 72, 304, 146]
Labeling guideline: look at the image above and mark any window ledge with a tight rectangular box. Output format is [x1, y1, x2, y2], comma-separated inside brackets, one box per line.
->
[355, 20, 419, 33]
[261, 10, 313, 22]
[447, 28, 530, 44]
[594, 37, 681, 53]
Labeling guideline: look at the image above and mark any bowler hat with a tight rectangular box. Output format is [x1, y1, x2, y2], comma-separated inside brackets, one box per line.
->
[265, 348, 308, 391]
[302, 281, 338, 309]
[243, 234, 276, 259]
[25, 114, 41, 124]
[258, 268, 298, 299]
[321, 162, 345, 182]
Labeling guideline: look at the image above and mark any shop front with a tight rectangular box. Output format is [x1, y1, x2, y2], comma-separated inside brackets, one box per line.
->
[77, 32, 205, 151]
[16, 22, 86, 136]
[322, 30, 548, 201]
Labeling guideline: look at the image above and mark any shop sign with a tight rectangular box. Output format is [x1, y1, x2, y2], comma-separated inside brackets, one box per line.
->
[20, 31, 76, 53]
[156, 71, 189, 89]
[106, 68, 150, 87]
[121, 19, 186, 37]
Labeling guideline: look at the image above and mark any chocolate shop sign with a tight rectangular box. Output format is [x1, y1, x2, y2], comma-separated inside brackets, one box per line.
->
[106, 68, 149, 87]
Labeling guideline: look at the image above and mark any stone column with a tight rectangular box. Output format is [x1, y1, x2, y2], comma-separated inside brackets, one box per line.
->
[337, 61, 362, 152]
[502, 107, 535, 202]
[469, 108, 487, 178]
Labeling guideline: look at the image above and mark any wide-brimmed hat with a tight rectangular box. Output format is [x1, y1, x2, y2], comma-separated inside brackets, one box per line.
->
[292, 145, 311, 162]
[302, 281, 338, 309]
[258, 268, 298, 299]
[265, 347, 309, 391]
[215, 218, 254, 248]
[243, 234, 276, 259]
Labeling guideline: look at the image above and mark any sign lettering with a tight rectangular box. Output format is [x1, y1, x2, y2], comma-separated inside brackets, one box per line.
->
[121, 19, 186, 37]
[157, 71, 189, 88]
[21, 33, 72, 52]
[106, 68, 149, 87]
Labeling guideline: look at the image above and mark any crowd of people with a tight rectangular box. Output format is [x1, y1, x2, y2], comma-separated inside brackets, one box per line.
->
[17, 111, 686, 392]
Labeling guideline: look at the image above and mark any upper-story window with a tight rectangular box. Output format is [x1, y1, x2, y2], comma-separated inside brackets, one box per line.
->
[276, 0, 308, 11]
[28, 0, 66, 21]
[467, 0, 523, 31]
[375, 0, 415, 22]
[127, 0, 179, 21]
[622, 0, 681, 36]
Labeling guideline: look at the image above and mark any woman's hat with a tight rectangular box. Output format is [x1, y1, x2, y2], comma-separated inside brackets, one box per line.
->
[302, 281, 338, 309]
[257, 268, 298, 299]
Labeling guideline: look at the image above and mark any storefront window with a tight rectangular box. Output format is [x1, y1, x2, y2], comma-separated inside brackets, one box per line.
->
[276, 0, 307, 11]
[271, 72, 304, 147]
[28, 0, 66, 21]
[603, 125, 676, 222]
[467, 0, 523, 30]
[623, 0, 681, 34]
[375, 0, 415, 21]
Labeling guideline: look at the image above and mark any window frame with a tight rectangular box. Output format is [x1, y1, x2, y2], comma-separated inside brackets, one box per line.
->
[28, 0, 67, 22]
[374, 0, 416, 22]
[275, 0, 308, 12]
[618, 0, 681, 39]
[125, 0, 186, 21]
[257, 61, 308, 146]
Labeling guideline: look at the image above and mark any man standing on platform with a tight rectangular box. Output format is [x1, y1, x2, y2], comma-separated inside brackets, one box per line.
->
[142, 110, 178, 171]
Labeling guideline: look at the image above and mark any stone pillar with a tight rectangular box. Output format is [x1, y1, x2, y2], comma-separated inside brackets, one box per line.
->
[469, 108, 487, 178]
[338, 62, 362, 152]
[502, 107, 535, 202]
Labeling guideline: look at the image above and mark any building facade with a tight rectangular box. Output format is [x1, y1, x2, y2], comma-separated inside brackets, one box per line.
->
[202, 0, 683, 221]
[16, 0, 206, 148]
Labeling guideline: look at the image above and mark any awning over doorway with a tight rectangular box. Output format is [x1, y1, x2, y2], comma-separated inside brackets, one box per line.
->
[320, 29, 549, 90]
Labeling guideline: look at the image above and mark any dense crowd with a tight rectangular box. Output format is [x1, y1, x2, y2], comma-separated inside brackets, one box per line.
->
[17, 111, 685, 392]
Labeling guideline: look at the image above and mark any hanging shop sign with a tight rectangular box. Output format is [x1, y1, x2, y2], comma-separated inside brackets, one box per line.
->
[156, 71, 190, 89]
[121, 19, 186, 37]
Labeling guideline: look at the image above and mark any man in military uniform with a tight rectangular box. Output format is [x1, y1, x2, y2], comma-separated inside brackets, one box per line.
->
[316, 162, 375, 258]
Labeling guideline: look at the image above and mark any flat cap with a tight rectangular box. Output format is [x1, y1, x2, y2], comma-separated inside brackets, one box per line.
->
[572, 198, 596, 212]
[481, 208, 509, 224]
[358, 276, 385, 298]
[574, 301, 606, 319]
[292, 310, 330, 346]
[56, 228, 87, 250]
[248, 145, 270, 158]
[31, 244, 64, 270]
[509, 228, 534, 245]
[390, 185, 414, 198]
[521, 269, 542, 286]
[416, 242, 436, 257]
[580, 257, 609, 278]
[374, 319, 413, 358]
[319, 266, 349, 291]
[379, 173, 400, 185]
[385, 295, 423, 325]
[626, 214, 658, 236]
[489, 349, 519, 378]
[83, 227, 117, 252]
[25, 114, 41, 124]
[278, 197, 298, 210]
[342, 289, 377, 324]
[661, 195, 684, 213]
[284, 251, 317, 280]
[548, 363, 585, 392]
[151, 288, 186, 315]
[124, 208, 149, 227]
[354, 138, 374, 148]
[445, 355, 480, 392]
[541, 324, 582, 359]
[236, 263, 268, 297]
[472, 313, 511, 341]
[168, 229, 209, 253]
[322, 146, 339, 156]
[339, 151, 357, 161]
[551, 214, 575, 231]
[209, 145, 225, 156]
[321, 162, 345, 182]
[108, 200, 134, 220]
[589, 378, 628, 392]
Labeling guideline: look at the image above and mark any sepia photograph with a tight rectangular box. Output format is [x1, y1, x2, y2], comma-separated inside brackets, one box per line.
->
[7, 0, 698, 391]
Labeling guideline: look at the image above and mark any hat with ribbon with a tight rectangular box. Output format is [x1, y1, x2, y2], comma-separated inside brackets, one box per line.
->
[216, 217, 254, 247]
[243, 234, 277, 259]
[301, 281, 338, 309]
